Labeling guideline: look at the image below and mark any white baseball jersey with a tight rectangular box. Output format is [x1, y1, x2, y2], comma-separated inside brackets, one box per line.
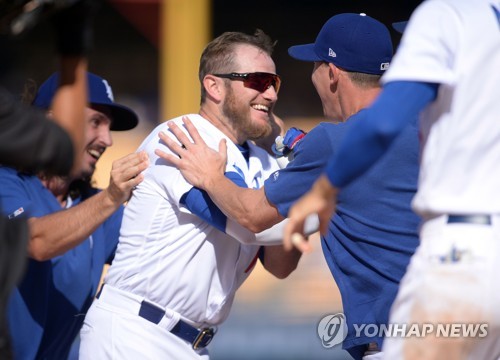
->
[382, 0, 500, 216]
[104, 114, 279, 327]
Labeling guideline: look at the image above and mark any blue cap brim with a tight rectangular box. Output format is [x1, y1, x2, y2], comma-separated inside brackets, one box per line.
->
[392, 21, 408, 34]
[288, 43, 322, 62]
[93, 102, 138, 131]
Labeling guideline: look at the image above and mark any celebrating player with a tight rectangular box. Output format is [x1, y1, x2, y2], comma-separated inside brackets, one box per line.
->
[78, 30, 302, 359]
[0, 72, 147, 359]
[285, 0, 500, 358]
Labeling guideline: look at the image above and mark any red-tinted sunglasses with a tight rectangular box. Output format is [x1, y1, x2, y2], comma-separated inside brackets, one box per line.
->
[213, 72, 281, 93]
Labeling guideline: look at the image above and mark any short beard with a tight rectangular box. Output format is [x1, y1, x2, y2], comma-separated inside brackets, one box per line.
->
[222, 84, 272, 142]
[79, 161, 96, 182]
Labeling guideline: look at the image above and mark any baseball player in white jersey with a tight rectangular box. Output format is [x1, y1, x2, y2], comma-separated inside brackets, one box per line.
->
[284, 0, 500, 358]
[79, 30, 303, 359]
[383, 1, 500, 358]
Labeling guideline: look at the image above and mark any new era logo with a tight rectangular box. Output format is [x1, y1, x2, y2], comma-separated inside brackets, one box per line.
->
[328, 48, 337, 58]
[380, 62, 390, 71]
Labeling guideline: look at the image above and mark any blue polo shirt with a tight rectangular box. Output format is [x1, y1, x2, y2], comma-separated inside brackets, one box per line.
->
[264, 113, 420, 360]
[0, 167, 121, 359]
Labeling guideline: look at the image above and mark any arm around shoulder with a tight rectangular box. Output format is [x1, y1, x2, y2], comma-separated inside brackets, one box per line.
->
[28, 189, 123, 261]
[28, 152, 148, 261]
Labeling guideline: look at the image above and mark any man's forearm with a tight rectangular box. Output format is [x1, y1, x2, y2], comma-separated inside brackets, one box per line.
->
[27, 190, 120, 261]
[204, 175, 281, 233]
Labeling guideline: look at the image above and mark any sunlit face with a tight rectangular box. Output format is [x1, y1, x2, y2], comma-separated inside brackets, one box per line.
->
[79, 105, 113, 179]
[220, 44, 279, 142]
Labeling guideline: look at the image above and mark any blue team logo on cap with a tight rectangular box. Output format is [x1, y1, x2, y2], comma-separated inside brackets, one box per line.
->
[102, 79, 114, 102]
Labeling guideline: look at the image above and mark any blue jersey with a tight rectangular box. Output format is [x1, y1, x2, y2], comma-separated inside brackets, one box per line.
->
[0, 167, 122, 359]
[264, 113, 420, 359]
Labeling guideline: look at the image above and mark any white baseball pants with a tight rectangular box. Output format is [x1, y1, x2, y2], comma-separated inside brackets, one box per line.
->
[383, 214, 500, 360]
[79, 285, 210, 359]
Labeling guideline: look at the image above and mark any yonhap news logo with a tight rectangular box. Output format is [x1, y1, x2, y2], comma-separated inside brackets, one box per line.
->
[317, 313, 348, 348]
[352, 322, 488, 339]
[317, 313, 489, 348]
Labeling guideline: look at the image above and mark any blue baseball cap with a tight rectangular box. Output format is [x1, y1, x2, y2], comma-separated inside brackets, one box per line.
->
[288, 13, 393, 75]
[33, 72, 138, 131]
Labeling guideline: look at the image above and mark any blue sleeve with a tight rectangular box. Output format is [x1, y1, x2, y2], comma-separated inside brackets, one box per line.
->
[180, 171, 247, 232]
[326, 81, 438, 187]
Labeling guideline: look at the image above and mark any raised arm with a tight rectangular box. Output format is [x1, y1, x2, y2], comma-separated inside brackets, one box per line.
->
[50, 0, 99, 175]
[50, 56, 88, 176]
[28, 152, 148, 260]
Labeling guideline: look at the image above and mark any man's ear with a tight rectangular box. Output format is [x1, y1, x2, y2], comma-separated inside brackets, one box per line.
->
[328, 63, 339, 85]
[203, 74, 224, 102]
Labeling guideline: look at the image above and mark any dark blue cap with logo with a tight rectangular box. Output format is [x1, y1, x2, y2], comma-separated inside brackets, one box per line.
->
[33, 72, 138, 131]
[288, 13, 393, 75]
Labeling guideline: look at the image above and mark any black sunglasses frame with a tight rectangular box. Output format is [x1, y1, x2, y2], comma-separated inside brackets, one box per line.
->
[212, 72, 281, 93]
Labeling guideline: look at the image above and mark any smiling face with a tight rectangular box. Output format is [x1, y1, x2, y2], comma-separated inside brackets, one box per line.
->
[220, 44, 278, 143]
[79, 105, 113, 179]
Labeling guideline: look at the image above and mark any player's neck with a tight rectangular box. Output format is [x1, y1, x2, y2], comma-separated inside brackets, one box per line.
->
[339, 86, 381, 120]
[199, 107, 240, 145]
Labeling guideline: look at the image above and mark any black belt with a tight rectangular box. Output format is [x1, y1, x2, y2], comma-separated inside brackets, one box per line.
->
[447, 214, 491, 225]
[139, 301, 215, 350]
[96, 287, 215, 350]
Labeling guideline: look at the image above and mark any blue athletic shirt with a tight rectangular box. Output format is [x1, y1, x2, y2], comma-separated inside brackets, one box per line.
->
[0, 167, 122, 359]
[264, 114, 421, 359]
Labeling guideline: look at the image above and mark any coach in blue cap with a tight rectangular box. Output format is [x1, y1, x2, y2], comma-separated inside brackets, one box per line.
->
[0, 71, 148, 359]
[283, 13, 420, 359]
[154, 12, 420, 360]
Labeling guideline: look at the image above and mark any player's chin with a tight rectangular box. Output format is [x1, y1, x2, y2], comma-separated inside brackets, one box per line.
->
[247, 121, 273, 140]
[79, 159, 97, 179]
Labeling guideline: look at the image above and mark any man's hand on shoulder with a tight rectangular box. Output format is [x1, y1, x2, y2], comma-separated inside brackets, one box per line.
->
[155, 116, 228, 191]
[104, 151, 149, 206]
